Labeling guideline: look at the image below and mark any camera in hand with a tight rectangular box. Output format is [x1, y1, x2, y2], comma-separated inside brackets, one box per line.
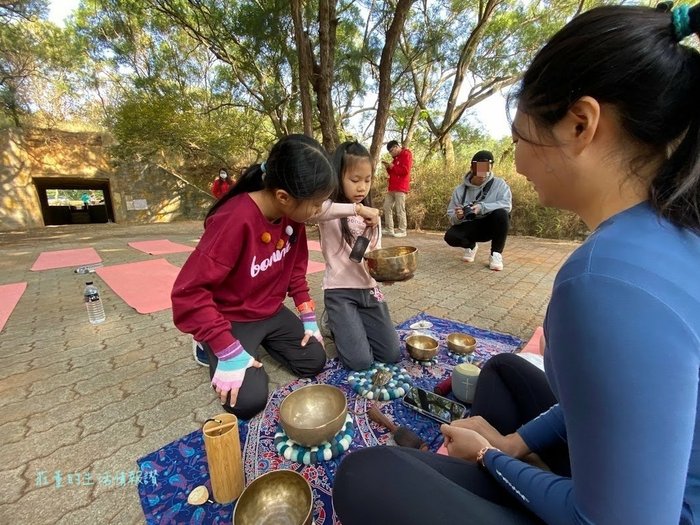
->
[463, 201, 477, 221]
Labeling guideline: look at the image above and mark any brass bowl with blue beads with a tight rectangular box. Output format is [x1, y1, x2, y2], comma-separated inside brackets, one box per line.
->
[279, 384, 347, 447]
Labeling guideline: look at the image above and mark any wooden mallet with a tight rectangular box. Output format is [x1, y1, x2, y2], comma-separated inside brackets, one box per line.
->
[367, 405, 428, 451]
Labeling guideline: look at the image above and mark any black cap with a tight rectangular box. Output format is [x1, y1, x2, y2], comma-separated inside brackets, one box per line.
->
[471, 150, 494, 163]
[386, 140, 399, 151]
[86, 281, 93, 285]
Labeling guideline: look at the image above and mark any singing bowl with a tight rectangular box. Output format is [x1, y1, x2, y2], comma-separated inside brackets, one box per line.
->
[279, 384, 348, 447]
[446, 333, 477, 355]
[233, 470, 313, 525]
[405, 334, 439, 361]
[364, 246, 418, 282]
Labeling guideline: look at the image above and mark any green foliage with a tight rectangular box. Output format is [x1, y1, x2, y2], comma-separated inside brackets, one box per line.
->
[0, 1, 51, 126]
[109, 91, 275, 167]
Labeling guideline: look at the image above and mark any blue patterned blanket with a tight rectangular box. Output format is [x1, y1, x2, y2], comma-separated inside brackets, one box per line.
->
[136, 313, 522, 524]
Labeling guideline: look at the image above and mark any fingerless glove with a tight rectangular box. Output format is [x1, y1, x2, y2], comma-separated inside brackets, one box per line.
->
[211, 340, 255, 390]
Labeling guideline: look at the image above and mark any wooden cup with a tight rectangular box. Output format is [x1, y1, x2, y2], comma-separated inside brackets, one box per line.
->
[202, 413, 244, 504]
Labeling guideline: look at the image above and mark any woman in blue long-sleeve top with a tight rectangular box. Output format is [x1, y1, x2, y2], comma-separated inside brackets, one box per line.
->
[333, 4, 700, 524]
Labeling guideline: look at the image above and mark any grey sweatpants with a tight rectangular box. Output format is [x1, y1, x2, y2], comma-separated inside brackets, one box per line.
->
[324, 288, 401, 371]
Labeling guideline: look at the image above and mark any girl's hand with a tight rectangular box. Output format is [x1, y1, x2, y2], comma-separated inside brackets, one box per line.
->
[358, 205, 380, 227]
[211, 343, 263, 407]
[300, 310, 324, 348]
[440, 424, 491, 462]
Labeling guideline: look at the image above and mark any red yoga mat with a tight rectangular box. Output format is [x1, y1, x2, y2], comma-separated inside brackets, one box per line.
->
[128, 239, 195, 256]
[30, 247, 102, 271]
[95, 259, 181, 314]
[0, 282, 27, 333]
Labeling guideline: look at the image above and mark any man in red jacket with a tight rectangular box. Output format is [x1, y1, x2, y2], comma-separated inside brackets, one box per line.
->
[381, 140, 413, 238]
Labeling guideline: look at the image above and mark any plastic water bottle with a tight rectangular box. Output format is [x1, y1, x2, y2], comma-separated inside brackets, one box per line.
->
[84, 281, 106, 325]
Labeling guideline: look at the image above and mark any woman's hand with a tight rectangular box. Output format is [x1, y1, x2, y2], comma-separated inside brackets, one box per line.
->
[451, 416, 508, 449]
[452, 416, 531, 459]
[440, 425, 491, 462]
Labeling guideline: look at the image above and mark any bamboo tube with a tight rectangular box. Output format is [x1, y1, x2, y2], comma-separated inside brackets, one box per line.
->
[202, 413, 244, 504]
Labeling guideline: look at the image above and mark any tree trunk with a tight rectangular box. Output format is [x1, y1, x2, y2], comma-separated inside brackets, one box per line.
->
[316, 0, 339, 151]
[439, 134, 455, 168]
[404, 104, 421, 146]
[369, 0, 414, 171]
[290, 0, 314, 137]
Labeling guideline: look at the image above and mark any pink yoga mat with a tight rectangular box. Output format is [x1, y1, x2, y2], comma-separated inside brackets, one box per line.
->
[307, 240, 322, 252]
[30, 247, 102, 271]
[96, 259, 180, 314]
[0, 282, 27, 333]
[128, 239, 195, 256]
[521, 326, 545, 355]
[307, 260, 326, 275]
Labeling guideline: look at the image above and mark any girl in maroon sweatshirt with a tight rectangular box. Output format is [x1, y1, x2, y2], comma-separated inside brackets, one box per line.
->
[172, 135, 337, 419]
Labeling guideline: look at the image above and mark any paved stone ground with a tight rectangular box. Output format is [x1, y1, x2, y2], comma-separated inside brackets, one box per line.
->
[0, 222, 579, 524]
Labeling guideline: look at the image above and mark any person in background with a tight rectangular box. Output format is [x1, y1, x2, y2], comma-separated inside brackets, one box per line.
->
[211, 168, 234, 199]
[172, 135, 337, 420]
[333, 3, 700, 523]
[444, 150, 512, 271]
[309, 141, 401, 371]
[381, 140, 413, 238]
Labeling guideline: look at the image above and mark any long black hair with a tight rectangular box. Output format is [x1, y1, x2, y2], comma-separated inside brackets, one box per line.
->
[510, 3, 700, 232]
[331, 141, 374, 249]
[206, 134, 336, 224]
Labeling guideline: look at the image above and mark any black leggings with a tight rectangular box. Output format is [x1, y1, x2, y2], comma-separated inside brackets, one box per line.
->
[333, 447, 542, 524]
[471, 353, 569, 476]
[444, 207, 510, 254]
[202, 306, 326, 420]
[333, 354, 566, 524]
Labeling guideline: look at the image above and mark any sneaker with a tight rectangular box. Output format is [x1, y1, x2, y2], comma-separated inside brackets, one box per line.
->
[192, 340, 209, 367]
[489, 252, 504, 271]
[382, 229, 395, 237]
[393, 231, 407, 238]
[462, 245, 478, 262]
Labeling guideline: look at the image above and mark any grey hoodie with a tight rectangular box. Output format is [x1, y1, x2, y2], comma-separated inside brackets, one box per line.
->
[446, 171, 512, 225]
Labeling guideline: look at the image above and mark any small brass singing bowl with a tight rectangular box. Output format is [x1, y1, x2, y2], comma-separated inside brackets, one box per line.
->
[405, 334, 439, 361]
[364, 246, 418, 282]
[279, 384, 348, 447]
[446, 333, 477, 355]
[233, 470, 313, 525]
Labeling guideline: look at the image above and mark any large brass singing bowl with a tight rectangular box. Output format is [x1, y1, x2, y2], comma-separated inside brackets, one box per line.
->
[279, 384, 348, 447]
[364, 246, 418, 282]
[405, 334, 439, 361]
[446, 333, 477, 355]
[233, 470, 313, 525]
